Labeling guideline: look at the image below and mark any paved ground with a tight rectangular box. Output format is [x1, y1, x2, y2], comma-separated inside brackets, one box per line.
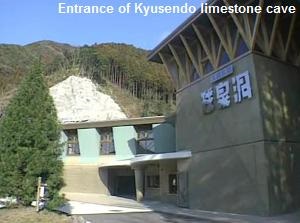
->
[59, 193, 300, 223]
[59, 201, 151, 215]
[82, 212, 216, 223]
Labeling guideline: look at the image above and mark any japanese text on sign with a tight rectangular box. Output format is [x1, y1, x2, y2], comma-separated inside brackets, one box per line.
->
[201, 71, 252, 114]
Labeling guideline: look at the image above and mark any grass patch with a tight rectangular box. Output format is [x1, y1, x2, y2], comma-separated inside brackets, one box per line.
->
[0, 207, 73, 223]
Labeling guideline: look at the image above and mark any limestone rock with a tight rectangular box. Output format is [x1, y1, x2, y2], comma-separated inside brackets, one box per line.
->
[50, 76, 126, 123]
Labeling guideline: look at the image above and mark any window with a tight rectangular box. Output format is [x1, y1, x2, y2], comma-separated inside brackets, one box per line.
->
[99, 127, 115, 155]
[135, 125, 155, 153]
[147, 175, 160, 188]
[204, 61, 213, 74]
[136, 124, 153, 139]
[65, 130, 80, 155]
[219, 51, 230, 66]
[236, 38, 249, 57]
[169, 174, 177, 194]
[190, 66, 200, 82]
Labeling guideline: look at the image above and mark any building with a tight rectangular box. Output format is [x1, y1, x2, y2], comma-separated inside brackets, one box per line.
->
[60, 116, 191, 204]
[148, 0, 300, 216]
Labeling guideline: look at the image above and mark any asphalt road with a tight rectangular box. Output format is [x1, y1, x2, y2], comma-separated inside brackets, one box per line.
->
[82, 212, 215, 223]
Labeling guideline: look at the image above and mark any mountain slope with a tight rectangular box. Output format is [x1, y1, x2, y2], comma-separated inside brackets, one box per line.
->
[0, 41, 175, 116]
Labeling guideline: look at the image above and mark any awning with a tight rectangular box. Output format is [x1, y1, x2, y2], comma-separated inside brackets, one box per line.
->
[130, 151, 192, 166]
[99, 159, 131, 168]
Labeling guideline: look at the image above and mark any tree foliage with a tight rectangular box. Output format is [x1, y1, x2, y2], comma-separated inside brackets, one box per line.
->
[0, 64, 64, 208]
[0, 41, 175, 116]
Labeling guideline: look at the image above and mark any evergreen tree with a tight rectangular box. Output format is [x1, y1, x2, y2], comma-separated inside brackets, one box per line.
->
[0, 63, 64, 208]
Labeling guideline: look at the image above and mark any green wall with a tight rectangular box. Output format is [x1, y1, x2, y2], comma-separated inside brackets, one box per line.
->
[153, 123, 175, 153]
[113, 126, 137, 160]
[78, 128, 100, 163]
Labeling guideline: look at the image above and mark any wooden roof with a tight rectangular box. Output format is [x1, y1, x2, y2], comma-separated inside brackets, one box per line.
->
[149, 0, 300, 89]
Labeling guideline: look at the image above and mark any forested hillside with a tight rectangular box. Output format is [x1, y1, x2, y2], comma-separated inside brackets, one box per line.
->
[0, 41, 175, 117]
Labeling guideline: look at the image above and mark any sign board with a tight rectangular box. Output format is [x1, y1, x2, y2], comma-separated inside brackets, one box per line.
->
[210, 65, 234, 83]
[201, 70, 253, 114]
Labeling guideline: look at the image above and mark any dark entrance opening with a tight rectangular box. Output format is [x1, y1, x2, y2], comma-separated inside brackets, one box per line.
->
[108, 167, 136, 198]
[116, 176, 136, 197]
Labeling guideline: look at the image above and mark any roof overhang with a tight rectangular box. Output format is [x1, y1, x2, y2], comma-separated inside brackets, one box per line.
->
[130, 151, 192, 166]
[148, 0, 217, 63]
[148, 0, 300, 68]
[63, 116, 166, 130]
[99, 159, 131, 168]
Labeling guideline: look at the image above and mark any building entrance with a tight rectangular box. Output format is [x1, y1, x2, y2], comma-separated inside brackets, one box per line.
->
[108, 167, 136, 198]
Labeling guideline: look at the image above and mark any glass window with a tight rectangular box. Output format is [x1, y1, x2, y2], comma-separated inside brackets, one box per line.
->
[219, 51, 230, 66]
[99, 127, 115, 155]
[169, 174, 177, 194]
[65, 129, 80, 156]
[135, 125, 155, 153]
[136, 124, 153, 140]
[191, 66, 200, 82]
[204, 61, 213, 74]
[236, 38, 249, 57]
[147, 175, 160, 188]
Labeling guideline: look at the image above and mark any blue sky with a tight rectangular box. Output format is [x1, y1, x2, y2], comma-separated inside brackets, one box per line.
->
[0, 0, 204, 50]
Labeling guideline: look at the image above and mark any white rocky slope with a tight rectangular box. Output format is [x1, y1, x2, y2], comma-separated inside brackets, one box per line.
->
[50, 76, 127, 123]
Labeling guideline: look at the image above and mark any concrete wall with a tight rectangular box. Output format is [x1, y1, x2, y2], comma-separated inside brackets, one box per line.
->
[144, 161, 178, 204]
[113, 126, 137, 160]
[61, 164, 109, 196]
[254, 54, 300, 142]
[159, 161, 177, 204]
[188, 143, 269, 214]
[254, 54, 300, 213]
[78, 128, 100, 163]
[145, 164, 160, 200]
[153, 123, 176, 153]
[176, 54, 263, 152]
[176, 53, 271, 215]
[175, 53, 300, 215]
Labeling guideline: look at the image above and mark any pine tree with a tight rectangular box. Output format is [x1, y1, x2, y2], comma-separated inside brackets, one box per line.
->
[0, 63, 64, 208]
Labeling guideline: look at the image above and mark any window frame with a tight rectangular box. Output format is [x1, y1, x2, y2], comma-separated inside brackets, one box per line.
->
[99, 127, 115, 155]
[168, 173, 178, 194]
[135, 124, 155, 153]
[65, 129, 80, 156]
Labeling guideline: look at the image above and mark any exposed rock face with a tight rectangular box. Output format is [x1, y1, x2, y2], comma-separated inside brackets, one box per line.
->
[50, 76, 127, 123]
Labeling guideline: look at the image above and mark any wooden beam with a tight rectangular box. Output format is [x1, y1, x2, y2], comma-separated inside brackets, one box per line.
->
[222, 0, 251, 49]
[268, 9, 281, 56]
[243, 13, 252, 42]
[196, 42, 204, 74]
[233, 31, 240, 56]
[216, 42, 223, 66]
[260, 17, 270, 54]
[284, 13, 297, 61]
[158, 52, 179, 89]
[210, 35, 217, 66]
[180, 34, 202, 77]
[251, 0, 264, 50]
[207, 13, 234, 60]
[168, 44, 190, 83]
[225, 23, 233, 52]
[192, 23, 217, 69]
[276, 32, 285, 58]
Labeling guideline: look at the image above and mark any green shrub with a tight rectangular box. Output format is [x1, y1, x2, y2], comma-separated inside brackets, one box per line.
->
[0, 63, 64, 209]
